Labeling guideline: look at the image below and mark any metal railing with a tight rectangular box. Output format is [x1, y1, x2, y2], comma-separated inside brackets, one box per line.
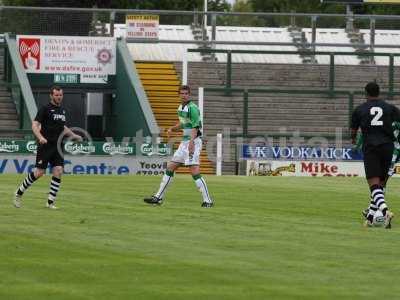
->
[203, 87, 400, 139]
[187, 48, 400, 94]
[3, 6, 400, 50]
[204, 87, 353, 139]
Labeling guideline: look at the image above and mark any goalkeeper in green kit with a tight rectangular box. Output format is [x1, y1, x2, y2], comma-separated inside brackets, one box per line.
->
[388, 122, 400, 176]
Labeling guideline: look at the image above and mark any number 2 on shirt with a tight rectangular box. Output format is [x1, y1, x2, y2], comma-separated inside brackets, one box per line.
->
[370, 107, 383, 126]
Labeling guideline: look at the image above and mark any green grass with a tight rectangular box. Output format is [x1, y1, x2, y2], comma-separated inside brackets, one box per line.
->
[1, 174, 400, 300]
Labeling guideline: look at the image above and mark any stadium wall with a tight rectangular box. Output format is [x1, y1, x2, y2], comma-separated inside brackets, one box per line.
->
[107, 39, 159, 139]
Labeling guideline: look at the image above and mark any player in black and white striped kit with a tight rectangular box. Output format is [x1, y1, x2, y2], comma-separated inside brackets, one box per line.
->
[351, 82, 400, 228]
[13, 86, 82, 209]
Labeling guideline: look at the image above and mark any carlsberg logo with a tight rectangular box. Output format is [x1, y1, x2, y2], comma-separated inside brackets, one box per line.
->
[26, 141, 37, 154]
[102, 143, 134, 155]
[141, 143, 153, 155]
[141, 143, 170, 156]
[0, 141, 19, 153]
[157, 144, 170, 156]
[64, 142, 96, 154]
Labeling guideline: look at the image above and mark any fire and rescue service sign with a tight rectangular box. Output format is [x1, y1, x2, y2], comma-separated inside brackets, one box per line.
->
[16, 35, 116, 75]
[126, 15, 159, 39]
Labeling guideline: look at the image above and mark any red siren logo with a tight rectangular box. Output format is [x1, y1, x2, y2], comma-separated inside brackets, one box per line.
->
[96, 48, 112, 65]
[19, 38, 41, 70]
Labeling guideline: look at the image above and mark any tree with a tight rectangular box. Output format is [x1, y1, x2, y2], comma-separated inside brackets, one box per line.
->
[249, 0, 345, 27]
[249, 0, 400, 28]
[2, 0, 233, 26]
[223, 0, 263, 26]
[3, 0, 36, 4]
[2, 0, 230, 10]
[4, 0, 400, 29]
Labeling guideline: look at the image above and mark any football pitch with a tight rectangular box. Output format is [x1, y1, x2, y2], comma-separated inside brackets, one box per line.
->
[1, 174, 399, 300]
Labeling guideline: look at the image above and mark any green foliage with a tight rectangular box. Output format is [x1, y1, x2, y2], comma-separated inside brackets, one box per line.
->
[4, 0, 400, 29]
[2, 0, 36, 5]
[248, 0, 345, 27]
[2, 0, 230, 10]
[225, 0, 264, 26]
[248, 0, 400, 28]
[1, 0, 231, 26]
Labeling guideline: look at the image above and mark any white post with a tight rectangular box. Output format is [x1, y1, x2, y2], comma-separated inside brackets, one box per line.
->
[198, 86, 204, 136]
[204, 0, 207, 33]
[182, 50, 188, 85]
[216, 133, 222, 176]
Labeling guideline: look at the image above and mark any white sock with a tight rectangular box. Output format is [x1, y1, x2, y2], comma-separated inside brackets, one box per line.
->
[194, 175, 212, 203]
[155, 171, 174, 199]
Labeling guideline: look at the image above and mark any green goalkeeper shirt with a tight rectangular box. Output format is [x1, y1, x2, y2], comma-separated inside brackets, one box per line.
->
[392, 122, 400, 162]
[177, 101, 202, 141]
[393, 121, 400, 149]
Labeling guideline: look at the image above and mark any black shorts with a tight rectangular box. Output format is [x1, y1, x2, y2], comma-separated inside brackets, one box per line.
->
[363, 143, 394, 179]
[35, 143, 64, 169]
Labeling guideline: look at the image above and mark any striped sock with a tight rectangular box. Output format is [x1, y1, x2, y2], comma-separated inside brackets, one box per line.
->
[367, 195, 378, 222]
[193, 174, 212, 203]
[16, 172, 37, 196]
[155, 170, 174, 199]
[371, 184, 387, 216]
[48, 176, 61, 204]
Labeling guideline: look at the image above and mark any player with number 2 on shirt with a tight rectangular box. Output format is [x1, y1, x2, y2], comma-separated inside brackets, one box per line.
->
[351, 82, 400, 228]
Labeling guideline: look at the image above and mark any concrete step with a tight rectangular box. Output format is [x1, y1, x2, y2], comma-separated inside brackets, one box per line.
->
[206, 103, 349, 111]
[248, 124, 346, 132]
[0, 113, 18, 120]
[0, 102, 15, 109]
[206, 112, 348, 122]
[247, 116, 346, 124]
[245, 102, 348, 108]
[207, 95, 348, 102]
[205, 120, 241, 127]
[0, 119, 19, 127]
[246, 113, 348, 120]
[204, 129, 243, 138]
[239, 104, 349, 110]
[0, 92, 12, 98]
[246, 130, 345, 137]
